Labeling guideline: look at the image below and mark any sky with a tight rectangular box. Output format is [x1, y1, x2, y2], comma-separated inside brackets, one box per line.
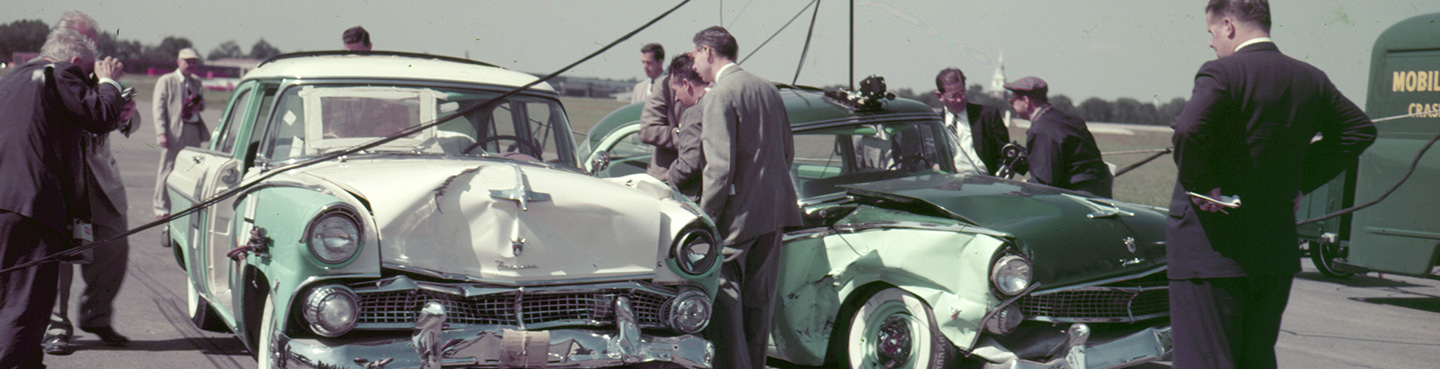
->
[6, 0, 1438, 107]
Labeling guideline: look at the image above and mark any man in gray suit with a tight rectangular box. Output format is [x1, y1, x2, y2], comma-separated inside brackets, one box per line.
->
[152, 48, 209, 219]
[690, 26, 802, 369]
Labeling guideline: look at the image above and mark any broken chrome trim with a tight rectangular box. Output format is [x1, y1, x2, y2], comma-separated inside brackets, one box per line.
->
[973, 324, 1172, 369]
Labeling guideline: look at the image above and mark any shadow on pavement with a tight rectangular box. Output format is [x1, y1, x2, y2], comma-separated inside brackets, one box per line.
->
[65, 337, 250, 355]
[1295, 271, 1427, 288]
[1350, 297, 1440, 314]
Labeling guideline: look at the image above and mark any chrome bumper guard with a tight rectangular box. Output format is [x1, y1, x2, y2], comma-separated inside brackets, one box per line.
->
[973, 324, 1172, 369]
[274, 297, 713, 369]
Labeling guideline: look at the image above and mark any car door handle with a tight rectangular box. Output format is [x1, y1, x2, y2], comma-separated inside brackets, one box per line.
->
[193, 156, 205, 164]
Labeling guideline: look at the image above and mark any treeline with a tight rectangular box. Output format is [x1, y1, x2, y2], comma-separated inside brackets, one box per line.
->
[823, 82, 1187, 126]
[0, 18, 283, 63]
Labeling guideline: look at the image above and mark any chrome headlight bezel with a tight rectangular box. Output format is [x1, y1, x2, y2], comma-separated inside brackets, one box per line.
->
[304, 205, 363, 264]
[671, 227, 719, 276]
[301, 285, 360, 337]
[990, 253, 1033, 296]
[664, 290, 712, 334]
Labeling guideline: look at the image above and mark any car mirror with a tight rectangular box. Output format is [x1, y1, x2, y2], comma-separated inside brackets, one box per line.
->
[589, 150, 612, 175]
[803, 204, 857, 228]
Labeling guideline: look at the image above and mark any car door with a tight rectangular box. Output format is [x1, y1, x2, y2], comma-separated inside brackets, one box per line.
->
[178, 82, 263, 311]
[584, 122, 651, 177]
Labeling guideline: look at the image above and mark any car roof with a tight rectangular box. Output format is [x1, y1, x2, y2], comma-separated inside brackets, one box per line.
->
[242, 51, 556, 92]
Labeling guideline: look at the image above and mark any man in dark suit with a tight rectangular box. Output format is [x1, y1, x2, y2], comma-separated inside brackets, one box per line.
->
[663, 54, 706, 199]
[690, 26, 803, 369]
[1168, 1, 1376, 368]
[0, 28, 128, 368]
[934, 68, 1009, 175]
[1006, 76, 1114, 197]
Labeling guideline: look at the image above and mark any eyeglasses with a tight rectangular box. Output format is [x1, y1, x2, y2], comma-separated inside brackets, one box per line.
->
[691, 46, 711, 57]
[938, 90, 966, 101]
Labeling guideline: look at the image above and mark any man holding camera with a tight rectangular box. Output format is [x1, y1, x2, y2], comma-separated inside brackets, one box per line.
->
[152, 48, 210, 219]
[0, 24, 129, 368]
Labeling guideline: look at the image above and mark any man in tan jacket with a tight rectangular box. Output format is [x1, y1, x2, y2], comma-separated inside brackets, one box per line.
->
[152, 48, 209, 218]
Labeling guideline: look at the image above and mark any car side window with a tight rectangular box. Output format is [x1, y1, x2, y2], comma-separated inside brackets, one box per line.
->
[215, 87, 254, 155]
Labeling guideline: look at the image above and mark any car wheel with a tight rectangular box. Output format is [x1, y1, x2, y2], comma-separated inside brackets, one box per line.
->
[255, 294, 277, 369]
[1310, 241, 1354, 278]
[187, 281, 227, 332]
[838, 288, 957, 369]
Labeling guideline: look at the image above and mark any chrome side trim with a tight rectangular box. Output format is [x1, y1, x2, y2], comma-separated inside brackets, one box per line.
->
[833, 220, 1013, 240]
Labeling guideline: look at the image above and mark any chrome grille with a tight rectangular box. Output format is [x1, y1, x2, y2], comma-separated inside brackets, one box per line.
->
[354, 282, 674, 329]
[1016, 286, 1169, 323]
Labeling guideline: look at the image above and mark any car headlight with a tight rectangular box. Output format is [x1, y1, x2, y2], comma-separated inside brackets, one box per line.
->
[990, 254, 1032, 296]
[665, 291, 711, 334]
[672, 227, 718, 275]
[306, 206, 362, 264]
[302, 285, 360, 337]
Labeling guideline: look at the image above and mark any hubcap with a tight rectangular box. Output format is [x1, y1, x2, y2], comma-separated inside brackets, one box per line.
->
[874, 315, 913, 368]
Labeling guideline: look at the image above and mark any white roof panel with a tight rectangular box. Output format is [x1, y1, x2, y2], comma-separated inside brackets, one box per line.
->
[241, 53, 555, 92]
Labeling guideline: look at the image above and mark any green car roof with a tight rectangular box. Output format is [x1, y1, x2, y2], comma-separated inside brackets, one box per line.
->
[584, 85, 938, 152]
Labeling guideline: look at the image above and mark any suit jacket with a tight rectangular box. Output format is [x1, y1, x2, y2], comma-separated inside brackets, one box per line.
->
[1168, 42, 1376, 279]
[637, 75, 682, 180]
[630, 77, 660, 103]
[1025, 105, 1111, 190]
[0, 60, 125, 235]
[947, 102, 1010, 175]
[152, 70, 209, 142]
[667, 100, 704, 198]
[700, 65, 803, 245]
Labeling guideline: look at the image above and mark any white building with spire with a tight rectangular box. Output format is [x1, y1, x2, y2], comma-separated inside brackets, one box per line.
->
[988, 51, 1013, 127]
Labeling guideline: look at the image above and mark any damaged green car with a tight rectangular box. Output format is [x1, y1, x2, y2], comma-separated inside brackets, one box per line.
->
[583, 83, 1173, 369]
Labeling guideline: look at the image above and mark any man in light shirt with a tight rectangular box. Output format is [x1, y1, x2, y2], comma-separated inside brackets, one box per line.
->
[934, 68, 1009, 176]
[630, 43, 665, 103]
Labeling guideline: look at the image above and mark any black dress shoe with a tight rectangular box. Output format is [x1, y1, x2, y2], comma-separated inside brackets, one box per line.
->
[42, 334, 73, 355]
[80, 326, 130, 346]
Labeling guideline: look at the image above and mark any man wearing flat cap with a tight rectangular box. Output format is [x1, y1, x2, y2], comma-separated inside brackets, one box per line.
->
[343, 26, 371, 51]
[152, 48, 209, 219]
[1006, 76, 1113, 197]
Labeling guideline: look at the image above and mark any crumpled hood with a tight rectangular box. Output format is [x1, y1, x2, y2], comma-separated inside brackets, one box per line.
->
[300, 158, 664, 283]
[841, 173, 1169, 289]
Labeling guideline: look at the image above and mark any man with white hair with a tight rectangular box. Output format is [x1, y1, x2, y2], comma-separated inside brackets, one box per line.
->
[42, 11, 140, 355]
[0, 23, 128, 368]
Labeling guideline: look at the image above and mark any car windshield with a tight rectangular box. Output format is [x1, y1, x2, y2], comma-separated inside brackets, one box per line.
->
[792, 121, 958, 199]
[260, 84, 576, 167]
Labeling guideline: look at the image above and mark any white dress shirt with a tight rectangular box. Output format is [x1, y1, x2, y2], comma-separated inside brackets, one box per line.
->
[944, 107, 987, 174]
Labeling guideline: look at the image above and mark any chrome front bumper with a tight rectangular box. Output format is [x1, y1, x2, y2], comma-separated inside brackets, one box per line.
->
[273, 298, 713, 369]
[972, 324, 1172, 369]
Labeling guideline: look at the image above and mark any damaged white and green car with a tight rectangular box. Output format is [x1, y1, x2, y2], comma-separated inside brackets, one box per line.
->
[165, 52, 719, 368]
[584, 83, 1173, 369]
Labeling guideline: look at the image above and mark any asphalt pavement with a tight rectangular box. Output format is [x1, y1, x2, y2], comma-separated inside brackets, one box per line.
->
[36, 99, 1440, 368]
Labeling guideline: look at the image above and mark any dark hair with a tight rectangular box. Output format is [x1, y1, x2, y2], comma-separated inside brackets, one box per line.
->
[1206, 0, 1271, 32]
[692, 26, 738, 60]
[641, 43, 665, 61]
[667, 54, 703, 85]
[934, 68, 967, 93]
[343, 26, 371, 47]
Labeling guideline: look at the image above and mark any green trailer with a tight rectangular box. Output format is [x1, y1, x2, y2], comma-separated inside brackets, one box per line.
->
[1300, 13, 1440, 279]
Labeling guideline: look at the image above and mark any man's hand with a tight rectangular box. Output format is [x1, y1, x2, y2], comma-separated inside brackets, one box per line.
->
[94, 57, 124, 80]
[158, 134, 169, 149]
[1192, 187, 1228, 214]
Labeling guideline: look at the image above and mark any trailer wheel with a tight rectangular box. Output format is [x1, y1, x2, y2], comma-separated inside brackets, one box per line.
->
[1310, 241, 1354, 278]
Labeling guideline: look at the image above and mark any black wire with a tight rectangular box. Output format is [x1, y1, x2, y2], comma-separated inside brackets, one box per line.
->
[738, 0, 821, 65]
[2, 0, 694, 275]
[793, 0, 823, 84]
